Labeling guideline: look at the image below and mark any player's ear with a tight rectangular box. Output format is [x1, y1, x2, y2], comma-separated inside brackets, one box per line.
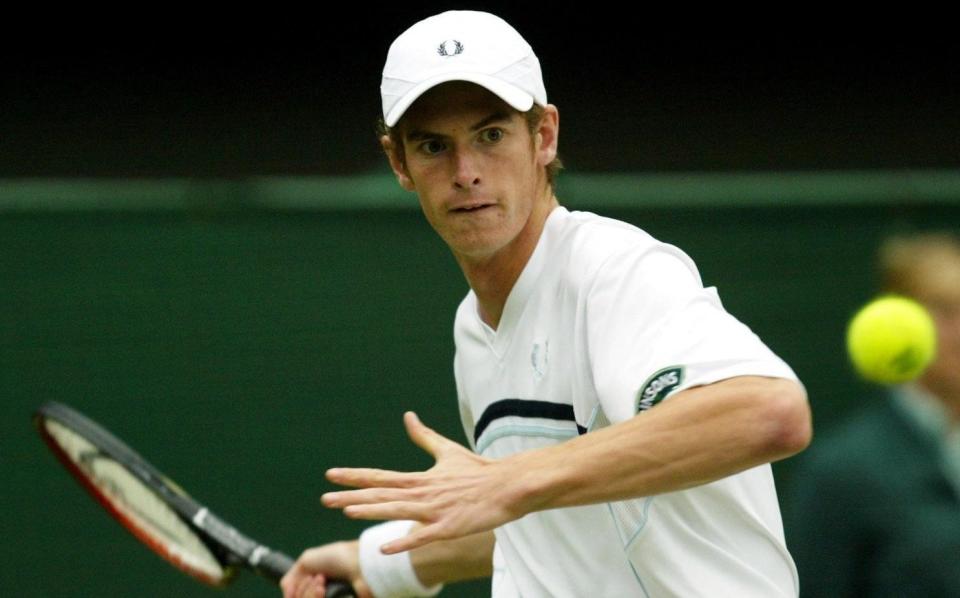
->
[534, 105, 559, 168]
[380, 135, 415, 192]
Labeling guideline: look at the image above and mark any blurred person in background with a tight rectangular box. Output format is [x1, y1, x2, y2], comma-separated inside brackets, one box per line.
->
[785, 231, 960, 597]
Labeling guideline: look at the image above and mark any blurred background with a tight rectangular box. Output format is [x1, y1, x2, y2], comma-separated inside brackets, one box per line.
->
[2, 4, 958, 596]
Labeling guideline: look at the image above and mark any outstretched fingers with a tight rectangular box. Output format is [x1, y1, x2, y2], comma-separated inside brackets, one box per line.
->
[322, 486, 421, 509]
[344, 500, 435, 523]
[325, 467, 418, 489]
[321, 413, 511, 553]
[403, 412, 462, 457]
[379, 522, 443, 554]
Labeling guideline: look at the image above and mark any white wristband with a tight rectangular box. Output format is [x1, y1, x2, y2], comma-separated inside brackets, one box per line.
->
[358, 520, 443, 598]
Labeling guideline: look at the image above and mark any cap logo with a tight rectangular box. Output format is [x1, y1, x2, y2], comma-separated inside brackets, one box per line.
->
[437, 40, 464, 57]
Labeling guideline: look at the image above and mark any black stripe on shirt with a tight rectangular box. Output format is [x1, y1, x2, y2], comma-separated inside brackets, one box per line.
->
[473, 399, 585, 444]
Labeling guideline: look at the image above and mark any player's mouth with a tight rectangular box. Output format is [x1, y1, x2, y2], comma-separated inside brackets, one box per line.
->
[450, 201, 495, 213]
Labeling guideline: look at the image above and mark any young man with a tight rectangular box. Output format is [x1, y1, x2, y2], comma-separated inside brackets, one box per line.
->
[281, 10, 811, 598]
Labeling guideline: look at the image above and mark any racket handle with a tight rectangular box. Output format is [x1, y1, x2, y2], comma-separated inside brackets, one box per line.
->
[326, 580, 356, 597]
[256, 549, 296, 580]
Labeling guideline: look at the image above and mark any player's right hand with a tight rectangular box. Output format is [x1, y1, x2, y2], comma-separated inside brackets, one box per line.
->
[280, 540, 372, 598]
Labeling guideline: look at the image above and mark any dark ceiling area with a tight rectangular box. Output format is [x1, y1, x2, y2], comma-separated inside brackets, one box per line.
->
[4, 8, 958, 177]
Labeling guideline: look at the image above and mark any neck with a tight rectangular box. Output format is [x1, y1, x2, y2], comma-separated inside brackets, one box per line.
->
[457, 192, 559, 329]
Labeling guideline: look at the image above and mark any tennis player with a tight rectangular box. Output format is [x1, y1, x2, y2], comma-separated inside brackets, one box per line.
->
[282, 10, 811, 598]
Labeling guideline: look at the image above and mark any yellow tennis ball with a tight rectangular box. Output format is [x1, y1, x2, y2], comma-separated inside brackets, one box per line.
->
[846, 295, 937, 384]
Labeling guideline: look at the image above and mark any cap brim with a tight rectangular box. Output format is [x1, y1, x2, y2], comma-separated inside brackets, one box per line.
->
[384, 72, 535, 127]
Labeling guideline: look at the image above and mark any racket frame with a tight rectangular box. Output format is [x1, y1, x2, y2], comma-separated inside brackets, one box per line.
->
[34, 401, 300, 586]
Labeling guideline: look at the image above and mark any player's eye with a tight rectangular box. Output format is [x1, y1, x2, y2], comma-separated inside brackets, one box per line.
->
[479, 128, 504, 143]
[418, 139, 446, 155]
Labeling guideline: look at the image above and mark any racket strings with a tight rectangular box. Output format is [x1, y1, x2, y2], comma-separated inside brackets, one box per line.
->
[44, 419, 227, 583]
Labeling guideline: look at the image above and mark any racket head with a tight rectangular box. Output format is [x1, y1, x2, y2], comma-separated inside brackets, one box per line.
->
[34, 401, 236, 586]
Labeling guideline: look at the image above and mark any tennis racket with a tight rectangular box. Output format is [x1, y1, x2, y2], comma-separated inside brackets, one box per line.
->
[34, 401, 354, 597]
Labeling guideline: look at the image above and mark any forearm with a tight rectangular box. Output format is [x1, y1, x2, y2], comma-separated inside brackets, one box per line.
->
[409, 529, 495, 587]
[321, 379, 810, 555]
[511, 376, 811, 513]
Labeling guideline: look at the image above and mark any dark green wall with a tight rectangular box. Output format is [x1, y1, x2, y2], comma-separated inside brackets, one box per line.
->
[2, 190, 958, 596]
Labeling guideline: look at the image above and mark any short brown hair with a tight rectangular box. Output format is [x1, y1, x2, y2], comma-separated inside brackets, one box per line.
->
[879, 232, 960, 303]
[377, 104, 563, 187]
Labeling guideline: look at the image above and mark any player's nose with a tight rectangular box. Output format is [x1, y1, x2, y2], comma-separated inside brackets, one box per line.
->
[452, 149, 481, 189]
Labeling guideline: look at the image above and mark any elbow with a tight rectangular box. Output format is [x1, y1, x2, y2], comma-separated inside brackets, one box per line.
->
[758, 379, 812, 460]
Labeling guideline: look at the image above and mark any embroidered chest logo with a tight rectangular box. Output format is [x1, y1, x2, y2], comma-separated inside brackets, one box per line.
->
[531, 340, 549, 379]
[437, 40, 464, 57]
[637, 366, 684, 412]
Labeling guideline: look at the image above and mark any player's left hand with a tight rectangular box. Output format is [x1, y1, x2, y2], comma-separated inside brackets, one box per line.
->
[280, 540, 371, 598]
[322, 412, 526, 554]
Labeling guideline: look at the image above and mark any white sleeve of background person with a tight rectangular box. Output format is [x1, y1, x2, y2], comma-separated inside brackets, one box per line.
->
[583, 237, 799, 597]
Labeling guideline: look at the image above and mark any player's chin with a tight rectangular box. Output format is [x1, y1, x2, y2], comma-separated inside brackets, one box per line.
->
[440, 225, 499, 254]
[450, 238, 507, 261]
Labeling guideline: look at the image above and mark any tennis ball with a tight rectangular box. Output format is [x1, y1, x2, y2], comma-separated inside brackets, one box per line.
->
[846, 295, 937, 384]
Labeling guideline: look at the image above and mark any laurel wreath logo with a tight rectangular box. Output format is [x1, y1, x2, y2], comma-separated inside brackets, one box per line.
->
[437, 40, 464, 57]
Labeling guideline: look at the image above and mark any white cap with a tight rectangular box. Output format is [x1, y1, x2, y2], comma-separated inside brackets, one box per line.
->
[381, 10, 547, 127]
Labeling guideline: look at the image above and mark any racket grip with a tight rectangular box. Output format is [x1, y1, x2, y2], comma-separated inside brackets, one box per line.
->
[256, 549, 296, 580]
[326, 580, 356, 597]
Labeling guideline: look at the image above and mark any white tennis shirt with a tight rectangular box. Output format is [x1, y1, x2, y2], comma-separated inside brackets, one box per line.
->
[453, 206, 799, 597]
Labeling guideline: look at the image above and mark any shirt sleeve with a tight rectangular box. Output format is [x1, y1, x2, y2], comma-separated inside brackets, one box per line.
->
[585, 244, 797, 424]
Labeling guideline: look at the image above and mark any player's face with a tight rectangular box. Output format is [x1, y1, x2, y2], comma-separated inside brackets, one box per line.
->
[925, 294, 960, 398]
[918, 257, 960, 403]
[384, 82, 557, 264]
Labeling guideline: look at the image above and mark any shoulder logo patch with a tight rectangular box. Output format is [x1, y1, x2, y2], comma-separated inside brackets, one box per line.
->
[637, 367, 684, 412]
